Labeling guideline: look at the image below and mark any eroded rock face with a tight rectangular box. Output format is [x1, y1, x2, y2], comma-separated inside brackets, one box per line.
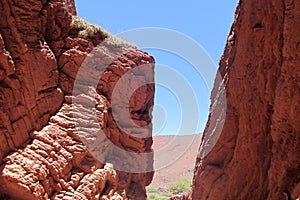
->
[0, 0, 154, 199]
[191, 0, 300, 199]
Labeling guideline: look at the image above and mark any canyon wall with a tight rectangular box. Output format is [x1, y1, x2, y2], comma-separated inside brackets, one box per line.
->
[191, 0, 300, 199]
[0, 0, 154, 199]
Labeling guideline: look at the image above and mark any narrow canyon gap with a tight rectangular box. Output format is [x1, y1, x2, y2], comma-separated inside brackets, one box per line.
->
[0, 0, 299, 200]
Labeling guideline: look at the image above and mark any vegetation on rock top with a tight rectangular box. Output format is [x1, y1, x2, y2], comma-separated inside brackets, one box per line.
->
[71, 16, 133, 47]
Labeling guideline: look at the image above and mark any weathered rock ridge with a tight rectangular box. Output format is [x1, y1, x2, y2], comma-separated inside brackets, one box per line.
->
[0, 0, 154, 199]
[190, 0, 300, 199]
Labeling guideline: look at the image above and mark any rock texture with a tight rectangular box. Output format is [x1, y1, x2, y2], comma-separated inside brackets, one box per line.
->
[0, 0, 154, 199]
[191, 0, 300, 199]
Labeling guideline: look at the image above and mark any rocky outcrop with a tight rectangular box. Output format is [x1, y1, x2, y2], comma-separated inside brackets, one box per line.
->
[169, 193, 190, 200]
[191, 0, 300, 199]
[0, 0, 154, 199]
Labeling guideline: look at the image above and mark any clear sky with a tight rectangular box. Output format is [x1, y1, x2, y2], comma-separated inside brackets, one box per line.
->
[75, 0, 238, 135]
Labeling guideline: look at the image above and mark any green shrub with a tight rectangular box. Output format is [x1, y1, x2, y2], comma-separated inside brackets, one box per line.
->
[147, 188, 170, 200]
[169, 176, 192, 194]
[146, 177, 192, 199]
[162, 193, 173, 198]
[147, 188, 160, 195]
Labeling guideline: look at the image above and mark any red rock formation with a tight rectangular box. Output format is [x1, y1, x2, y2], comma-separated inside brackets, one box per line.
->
[191, 0, 300, 199]
[0, 0, 154, 199]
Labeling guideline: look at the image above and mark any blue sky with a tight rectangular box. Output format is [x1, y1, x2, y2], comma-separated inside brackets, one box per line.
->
[75, 0, 238, 135]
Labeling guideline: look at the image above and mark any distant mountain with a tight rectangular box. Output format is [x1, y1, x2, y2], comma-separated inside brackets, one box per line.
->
[149, 134, 202, 190]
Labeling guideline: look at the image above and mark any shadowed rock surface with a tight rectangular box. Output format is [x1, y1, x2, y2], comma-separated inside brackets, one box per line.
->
[0, 0, 154, 199]
[189, 0, 300, 199]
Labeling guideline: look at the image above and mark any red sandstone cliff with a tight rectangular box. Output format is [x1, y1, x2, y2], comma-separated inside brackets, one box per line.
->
[190, 0, 300, 199]
[1, 0, 300, 199]
[0, 0, 154, 199]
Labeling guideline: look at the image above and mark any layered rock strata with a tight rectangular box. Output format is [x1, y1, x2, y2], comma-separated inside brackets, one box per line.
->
[0, 0, 154, 199]
[191, 0, 300, 199]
